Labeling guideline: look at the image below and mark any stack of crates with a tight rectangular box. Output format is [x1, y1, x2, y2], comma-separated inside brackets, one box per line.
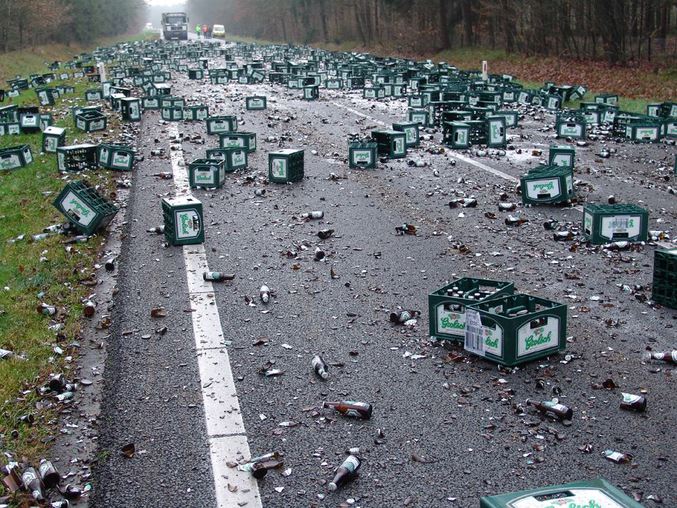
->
[162, 196, 204, 246]
[57, 144, 98, 172]
[464, 293, 567, 367]
[0, 145, 33, 171]
[371, 130, 406, 159]
[348, 140, 377, 169]
[428, 278, 514, 342]
[53, 180, 118, 235]
[42, 127, 66, 153]
[98, 143, 135, 171]
[520, 164, 574, 205]
[269, 149, 304, 183]
[582, 204, 649, 244]
[652, 248, 677, 309]
[189, 159, 226, 189]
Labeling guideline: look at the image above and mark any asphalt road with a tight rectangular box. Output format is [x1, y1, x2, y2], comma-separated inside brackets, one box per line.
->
[90, 40, 676, 508]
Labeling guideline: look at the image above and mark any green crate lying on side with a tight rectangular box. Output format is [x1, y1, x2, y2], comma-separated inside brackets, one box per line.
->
[392, 122, 420, 148]
[57, 144, 98, 172]
[428, 278, 514, 342]
[652, 248, 677, 309]
[520, 164, 574, 205]
[348, 141, 377, 169]
[98, 144, 135, 171]
[582, 203, 648, 244]
[162, 196, 204, 246]
[371, 130, 406, 159]
[269, 149, 304, 183]
[53, 180, 118, 235]
[548, 144, 575, 169]
[189, 158, 226, 189]
[464, 293, 567, 367]
[43, 126, 66, 153]
[0, 145, 33, 171]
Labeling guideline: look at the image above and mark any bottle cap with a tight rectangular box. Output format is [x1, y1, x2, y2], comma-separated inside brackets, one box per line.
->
[328, 482, 337, 491]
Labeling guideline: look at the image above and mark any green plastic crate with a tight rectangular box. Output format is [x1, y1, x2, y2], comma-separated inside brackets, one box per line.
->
[75, 110, 107, 132]
[185, 105, 209, 122]
[206, 148, 248, 172]
[188, 68, 204, 80]
[57, 144, 98, 172]
[464, 293, 567, 367]
[53, 180, 118, 235]
[303, 86, 319, 100]
[246, 96, 267, 110]
[40, 114, 53, 131]
[162, 196, 204, 246]
[348, 141, 377, 169]
[0, 145, 33, 171]
[0, 122, 21, 136]
[520, 165, 574, 205]
[625, 122, 661, 143]
[428, 278, 514, 342]
[444, 122, 470, 148]
[189, 158, 226, 189]
[371, 130, 406, 159]
[85, 89, 104, 101]
[120, 97, 141, 121]
[494, 110, 518, 128]
[207, 116, 238, 135]
[36, 87, 57, 106]
[548, 144, 575, 169]
[142, 96, 160, 109]
[480, 478, 643, 508]
[219, 131, 256, 153]
[392, 122, 420, 148]
[19, 109, 41, 133]
[161, 106, 184, 121]
[42, 127, 66, 154]
[652, 248, 677, 308]
[408, 109, 429, 127]
[485, 116, 507, 148]
[582, 204, 649, 244]
[269, 149, 304, 183]
[556, 117, 586, 139]
[160, 96, 184, 108]
[98, 144, 135, 171]
[595, 93, 619, 106]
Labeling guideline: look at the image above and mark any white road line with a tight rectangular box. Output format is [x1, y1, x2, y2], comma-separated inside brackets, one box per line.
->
[168, 123, 262, 508]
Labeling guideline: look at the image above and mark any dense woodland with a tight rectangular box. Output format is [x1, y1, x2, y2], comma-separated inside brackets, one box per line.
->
[186, 0, 677, 64]
[0, 0, 144, 53]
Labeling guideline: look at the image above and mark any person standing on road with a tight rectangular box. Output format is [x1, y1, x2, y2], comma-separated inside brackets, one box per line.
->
[202, 24, 208, 39]
[195, 24, 201, 39]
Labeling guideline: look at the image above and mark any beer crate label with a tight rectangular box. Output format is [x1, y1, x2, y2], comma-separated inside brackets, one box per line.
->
[196, 109, 208, 120]
[58, 152, 66, 171]
[404, 128, 416, 144]
[99, 147, 110, 163]
[526, 178, 561, 200]
[45, 138, 58, 152]
[635, 127, 658, 140]
[90, 119, 105, 131]
[112, 152, 131, 169]
[352, 150, 372, 166]
[551, 154, 571, 167]
[271, 159, 287, 179]
[223, 137, 243, 148]
[436, 303, 465, 336]
[175, 209, 201, 239]
[232, 151, 246, 166]
[455, 130, 468, 145]
[195, 170, 215, 184]
[517, 316, 559, 357]
[0, 154, 21, 170]
[600, 215, 641, 239]
[61, 191, 95, 226]
[23, 116, 38, 127]
[506, 488, 624, 508]
[22, 148, 32, 165]
[559, 124, 582, 136]
[393, 137, 405, 155]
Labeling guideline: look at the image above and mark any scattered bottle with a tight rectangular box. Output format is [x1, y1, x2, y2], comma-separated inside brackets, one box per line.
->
[323, 400, 372, 419]
[498, 202, 516, 212]
[643, 351, 677, 364]
[543, 219, 559, 230]
[603, 449, 632, 464]
[203, 272, 235, 282]
[237, 452, 282, 479]
[37, 303, 56, 316]
[49, 373, 66, 392]
[608, 194, 616, 204]
[260, 285, 270, 303]
[328, 455, 361, 491]
[314, 247, 325, 261]
[152, 172, 173, 179]
[31, 233, 49, 242]
[312, 355, 329, 379]
[395, 224, 417, 235]
[83, 300, 96, 317]
[526, 399, 573, 421]
[318, 229, 335, 240]
[147, 226, 165, 234]
[449, 198, 477, 208]
[38, 459, 60, 489]
[620, 393, 647, 412]
[21, 467, 44, 502]
[301, 210, 324, 220]
[389, 310, 420, 323]
[104, 257, 116, 271]
[254, 189, 266, 197]
[505, 215, 528, 226]
[553, 231, 574, 241]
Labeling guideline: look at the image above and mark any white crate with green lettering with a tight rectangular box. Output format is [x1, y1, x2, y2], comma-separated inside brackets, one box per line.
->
[0, 145, 32, 171]
[464, 294, 567, 367]
[162, 196, 204, 246]
[42, 126, 66, 153]
[582, 204, 649, 245]
[53, 180, 118, 235]
[429, 278, 514, 342]
[269, 149, 304, 183]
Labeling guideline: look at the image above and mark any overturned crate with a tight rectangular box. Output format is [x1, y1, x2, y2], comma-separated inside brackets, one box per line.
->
[464, 294, 567, 367]
[548, 144, 575, 169]
[652, 248, 677, 309]
[348, 141, 377, 169]
[428, 278, 515, 343]
[56, 144, 99, 172]
[371, 130, 406, 159]
[42, 126, 66, 153]
[53, 180, 118, 235]
[162, 196, 204, 246]
[269, 149, 304, 183]
[98, 144, 135, 171]
[520, 164, 574, 205]
[582, 203, 649, 245]
[0, 145, 33, 171]
[392, 122, 420, 148]
[120, 97, 142, 122]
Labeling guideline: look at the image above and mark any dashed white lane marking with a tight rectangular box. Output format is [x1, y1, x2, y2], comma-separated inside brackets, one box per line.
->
[168, 123, 262, 508]
[331, 100, 519, 183]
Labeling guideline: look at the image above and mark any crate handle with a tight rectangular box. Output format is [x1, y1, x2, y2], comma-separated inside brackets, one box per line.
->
[529, 317, 547, 329]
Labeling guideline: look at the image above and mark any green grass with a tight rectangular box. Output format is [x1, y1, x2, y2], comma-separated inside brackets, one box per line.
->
[0, 59, 121, 494]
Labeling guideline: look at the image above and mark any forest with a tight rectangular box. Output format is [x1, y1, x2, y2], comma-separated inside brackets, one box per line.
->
[0, 0, 144, 53]
[186, 0, 677, 64]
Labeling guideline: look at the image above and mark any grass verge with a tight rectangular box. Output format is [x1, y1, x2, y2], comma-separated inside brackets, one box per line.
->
[0, 43, 125, 498]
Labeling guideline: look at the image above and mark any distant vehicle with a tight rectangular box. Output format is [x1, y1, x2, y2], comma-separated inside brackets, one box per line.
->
[212, 24, 225, 38]
[161, 12, 189, 40]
